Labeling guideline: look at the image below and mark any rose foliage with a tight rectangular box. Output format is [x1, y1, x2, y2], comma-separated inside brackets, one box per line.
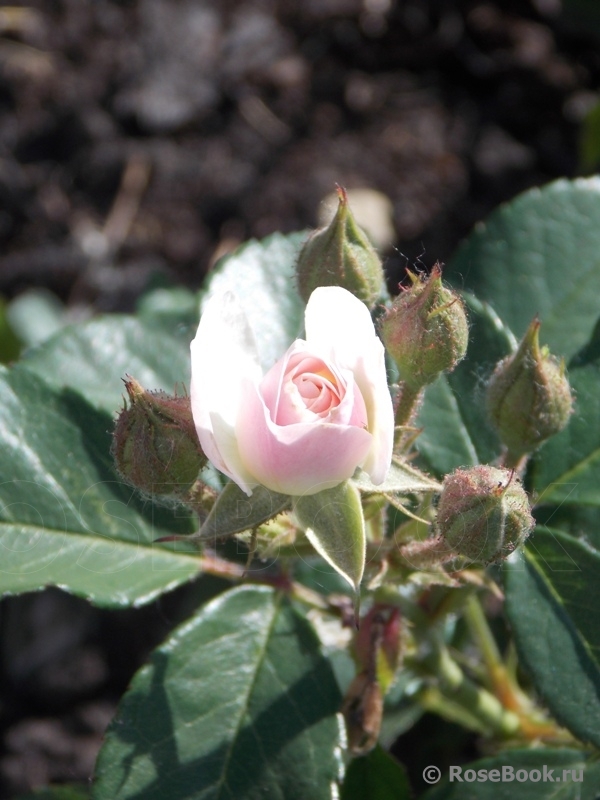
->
[2, 180, 600, 800]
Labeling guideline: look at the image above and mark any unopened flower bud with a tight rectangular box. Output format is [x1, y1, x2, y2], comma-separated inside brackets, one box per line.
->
[341, 670, 383, 755]
[112, 377, 206, 500]
[296, 186, 384, 308]
[380, 265, 468, 390]
[486, 319, 573, 460]
[437, 466, 534, 564]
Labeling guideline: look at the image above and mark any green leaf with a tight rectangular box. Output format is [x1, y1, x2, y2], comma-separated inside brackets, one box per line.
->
[293, 481, 366, 592]
[0, 295, 22, 362]
[15, 787, 90, 800]
[201, 232, 306, 371]
[93, 585, 343, 800]
[448, 177, 600, 359]
[20, 316, 192, 413]
[423, 748, 598, 799]
[293, 555, 357, 597]
[341, 746, 411, 800]
[579, 101, 600, 173]
[534, 504, 600, 550]
[415, 375, 479, 474]
[530, 362, 600, 507]
[7, 288, 67, 348]
[504, 526, 600, 747]
[416, 294, 514, 475]
[353, 459, 442, 494]
[195, 481, 290, 542]
[569, 314, 600, 368]
[0, 365, 201, 608]
[136, 286, 200, 333]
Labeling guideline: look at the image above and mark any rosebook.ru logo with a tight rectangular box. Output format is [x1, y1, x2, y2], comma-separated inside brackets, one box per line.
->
[423, 765, 584, 785]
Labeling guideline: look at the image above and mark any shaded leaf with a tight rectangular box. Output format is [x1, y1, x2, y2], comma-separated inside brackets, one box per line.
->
[15, 788, 90, 800]
[294, 481, 366, 592]
[0, 295, 22, 363]
[569, 314, 600, 368]
[530, 362, 600, 507]
[93, 585, 343, 800]
[504, 526, 600, 747]
[579, 100, 600, 173]
[195, 481, 290, 543]
[341, 745, 411, 800]
[414, 375, 479, 475]
[293, 554, 356, 598]
[0, 366, 200, 608]
[448, 177, 600, 359]
[20, 316, 192, 413]
[416, 294, 514, 475]
[534, 504, 600, 550]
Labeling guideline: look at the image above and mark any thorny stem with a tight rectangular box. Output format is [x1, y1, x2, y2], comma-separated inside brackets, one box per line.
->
[394, 382, 423, 450]
[242, 528, 259, 576]
[197, 550, 342, 615]
[398, 535, 456, 569]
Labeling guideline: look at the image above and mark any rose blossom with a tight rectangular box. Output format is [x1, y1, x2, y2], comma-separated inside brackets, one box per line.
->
[190, 286, 394, 496]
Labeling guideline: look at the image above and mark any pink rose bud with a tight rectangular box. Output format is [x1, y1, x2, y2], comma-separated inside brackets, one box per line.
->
[296, 186, 385, 309]
[380, 265, 469, 390]
[112, 377, 206, 500]
[190, 286, 394, 496]
[437, 465, 534, 564]
[486, 318, 573, 461]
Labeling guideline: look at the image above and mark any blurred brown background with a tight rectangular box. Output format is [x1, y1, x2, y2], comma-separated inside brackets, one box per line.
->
[2, 0, 599, 313]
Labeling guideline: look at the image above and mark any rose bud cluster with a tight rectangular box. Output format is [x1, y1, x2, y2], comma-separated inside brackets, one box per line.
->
[486, 318, 573, 462]
[296, 186, 385, 309]
[436, 465, 534, 565]
[112, 377, 206, 501]
[380, 265, 469, 390]
[189, 286, 394, 497]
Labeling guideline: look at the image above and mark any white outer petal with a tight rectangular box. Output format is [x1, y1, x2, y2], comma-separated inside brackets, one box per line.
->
[353, 335, 394, 483]
[304, 286, 376, 369]
[304, 286, 394, 484]
[190, 291, 262, 495]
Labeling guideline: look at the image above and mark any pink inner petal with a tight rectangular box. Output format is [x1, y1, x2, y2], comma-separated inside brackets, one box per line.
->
[237, 380, 373, 496]
[258, 341, 370, 430]
[296, 373, 340, 416]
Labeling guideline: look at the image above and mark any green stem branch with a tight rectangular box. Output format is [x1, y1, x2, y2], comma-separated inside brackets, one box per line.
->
[419, 641, 520, 738]
[394, 382, 423, 451]
[463, 592, 573, 741]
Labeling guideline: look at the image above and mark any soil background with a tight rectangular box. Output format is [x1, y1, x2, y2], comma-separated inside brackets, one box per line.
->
[0, 0, 599, 796]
